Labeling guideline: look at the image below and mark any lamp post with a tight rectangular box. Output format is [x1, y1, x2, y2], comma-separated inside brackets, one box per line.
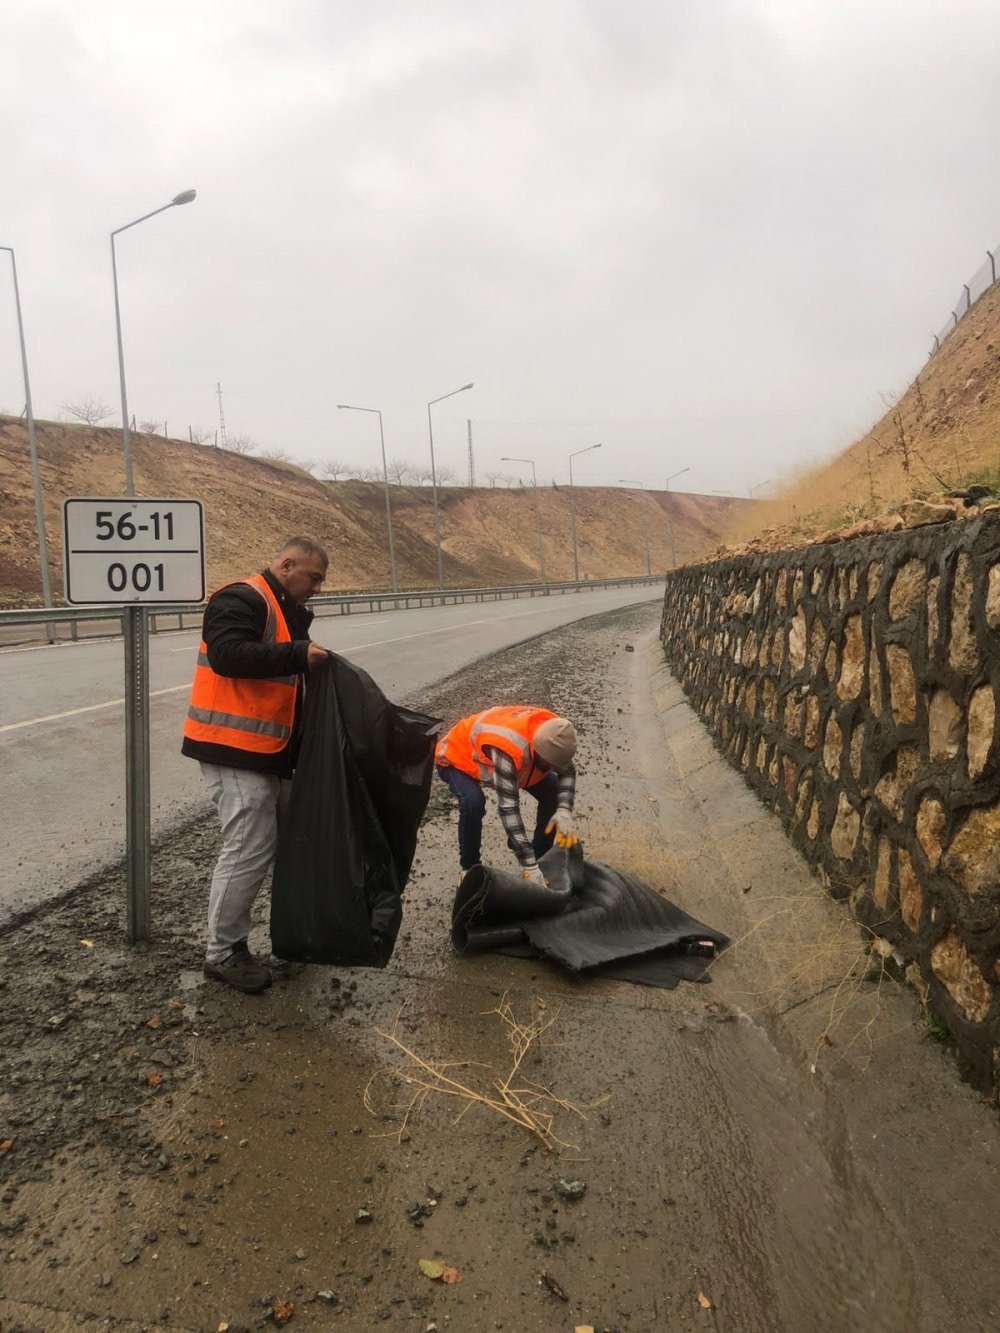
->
[749, 479, 771, 499]
[427, 382, 473, 590]
[568, 443, 602, 583]
[501, 454, 546, 584]
[665, 466, 689, 569]
[1, 245, 53, 621]
[337, 404, 398, 591]
[111, 189, 196, 496]
[619, 479, 651, 576]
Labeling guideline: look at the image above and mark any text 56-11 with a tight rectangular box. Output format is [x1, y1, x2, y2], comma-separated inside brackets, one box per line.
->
[94, 510, 175, 541]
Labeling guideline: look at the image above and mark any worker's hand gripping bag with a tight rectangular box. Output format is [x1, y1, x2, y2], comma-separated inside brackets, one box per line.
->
[270, 654, 441, 966]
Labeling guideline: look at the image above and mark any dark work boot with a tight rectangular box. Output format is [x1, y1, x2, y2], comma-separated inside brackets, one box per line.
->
[203, 945, 272, 994]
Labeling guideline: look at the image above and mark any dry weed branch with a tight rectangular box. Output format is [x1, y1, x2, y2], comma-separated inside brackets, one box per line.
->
[365, 994, 606, 1151]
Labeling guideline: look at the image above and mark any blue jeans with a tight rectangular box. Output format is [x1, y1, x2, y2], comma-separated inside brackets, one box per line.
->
[437, 764, 560, 870]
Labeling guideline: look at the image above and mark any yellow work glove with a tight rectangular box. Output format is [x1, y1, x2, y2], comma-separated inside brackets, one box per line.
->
[522, 863, 548, 886]
[545, 809, 578, 848]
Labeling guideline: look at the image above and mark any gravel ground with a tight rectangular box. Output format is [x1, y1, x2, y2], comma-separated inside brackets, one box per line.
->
[2, 601, 998, 1333]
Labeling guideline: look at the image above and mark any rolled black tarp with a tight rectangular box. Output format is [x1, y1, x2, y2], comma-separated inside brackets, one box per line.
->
[452, 843, 729, 988]
[270, 654, 441, 966]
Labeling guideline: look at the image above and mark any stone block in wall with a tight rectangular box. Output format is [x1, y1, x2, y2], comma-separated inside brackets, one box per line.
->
[886, 645, 917, 724]
[869, 648, 883, 715]
[986, 564, 1000, 629]
[867, 561, 883, 603]
[824, 640, 837, 684]
[941, 802, 1000, 897]
[807, 800, 820, 839]
[775, 567, 788, 609]
[948, 553, 977, 677]
[931, 930, 992, 1021]
[888, 559, 928, 620]
[823, 715, 843, 780]
[831, 792, 861, 859]
[916, 796, 946, 870]
[784, 690, 804, 738]
[874, 837, 892, 909]
[927, 576, 940, 655]
[804, 694, 821, 748]
[928, 688, 962, 761]
[849, 721, 865, 780]
[788, 608, 807, 670]
[967, 686, 996, 780]
[782, 756, 798, 807]
[898, 849, 923, 931]
[874, 745, 920, 820]
[837, 615, 864, 699]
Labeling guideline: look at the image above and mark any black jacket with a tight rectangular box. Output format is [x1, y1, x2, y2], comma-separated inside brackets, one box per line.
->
[181, 568, 315, 776]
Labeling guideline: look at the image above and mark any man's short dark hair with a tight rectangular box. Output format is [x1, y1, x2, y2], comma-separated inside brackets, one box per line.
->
[277, 537, 329, 567]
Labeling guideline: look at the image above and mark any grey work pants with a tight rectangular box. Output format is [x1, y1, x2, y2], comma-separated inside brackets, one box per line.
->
[201, 763, 292, 963]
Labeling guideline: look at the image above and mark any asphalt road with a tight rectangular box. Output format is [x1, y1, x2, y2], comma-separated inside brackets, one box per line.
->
[0, 585, 661, 920]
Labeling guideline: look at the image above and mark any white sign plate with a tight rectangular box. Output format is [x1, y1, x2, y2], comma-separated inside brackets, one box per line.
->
[63, 497, 205, 604]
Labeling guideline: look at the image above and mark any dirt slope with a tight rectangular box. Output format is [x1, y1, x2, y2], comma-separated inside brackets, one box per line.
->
[728, 275, 1000, 548]
[0, 419, 746, 605]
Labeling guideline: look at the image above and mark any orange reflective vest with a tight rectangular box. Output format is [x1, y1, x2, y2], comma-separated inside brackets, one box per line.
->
[183, 575, 298, 755]
[435, 705, 556, 788]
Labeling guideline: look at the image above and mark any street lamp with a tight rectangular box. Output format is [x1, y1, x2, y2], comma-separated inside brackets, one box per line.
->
[427, 382, 473, 590]
[665, 466, 689, 569]
[501, 455, 546, 584]
[619, 479, 651, 576]
[337, 404, 398, 591]
[111, 189, 197, 495]
[568, 443, 602, 583]
[1, 245, 53, 620]
[749, 479, 771, 498]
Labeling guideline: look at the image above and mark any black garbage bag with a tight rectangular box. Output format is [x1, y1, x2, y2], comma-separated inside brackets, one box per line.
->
[452, 843, 729, 988]
[270, 654, 441, 966]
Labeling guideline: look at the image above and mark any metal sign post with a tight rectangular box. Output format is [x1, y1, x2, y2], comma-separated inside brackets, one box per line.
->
[63, 497, 205, 943]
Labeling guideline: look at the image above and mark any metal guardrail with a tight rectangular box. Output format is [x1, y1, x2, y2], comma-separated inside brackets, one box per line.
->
[0, 573, 665, 646]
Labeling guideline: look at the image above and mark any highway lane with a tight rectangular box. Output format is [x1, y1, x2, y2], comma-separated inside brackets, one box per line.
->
[1, 585, 661, 918]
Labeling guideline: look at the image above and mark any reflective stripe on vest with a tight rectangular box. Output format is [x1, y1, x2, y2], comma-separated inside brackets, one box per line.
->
[183, 575, 298, 755]
[435, 706, 555, 788]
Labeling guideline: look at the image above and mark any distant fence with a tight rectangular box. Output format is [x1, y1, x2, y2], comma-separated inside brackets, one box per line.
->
[930, 241, 1000, 355]
[0, 573, 665, 648]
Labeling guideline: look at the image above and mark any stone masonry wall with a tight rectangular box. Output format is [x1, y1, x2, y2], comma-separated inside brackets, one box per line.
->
[659, 511, 1000, 1091]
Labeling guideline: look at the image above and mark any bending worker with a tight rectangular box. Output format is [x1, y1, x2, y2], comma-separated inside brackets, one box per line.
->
[182, 537, 331, 993]
[435, 706, 579, 882]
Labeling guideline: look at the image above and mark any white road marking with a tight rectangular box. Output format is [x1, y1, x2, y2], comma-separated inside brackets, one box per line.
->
[0, 685, 189, 735]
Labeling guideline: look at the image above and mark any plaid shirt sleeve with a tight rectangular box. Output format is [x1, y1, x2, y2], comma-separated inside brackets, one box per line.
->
[557, 762, 576, 811]
[484, 747, 534, 866]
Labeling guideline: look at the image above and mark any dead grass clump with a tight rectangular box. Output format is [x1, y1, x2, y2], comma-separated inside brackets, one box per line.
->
[720, 888, 904, 1072]
[364, 993, 607, 1151]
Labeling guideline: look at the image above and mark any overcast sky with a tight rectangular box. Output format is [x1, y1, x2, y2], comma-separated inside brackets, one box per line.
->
[2, 0, 999, 498]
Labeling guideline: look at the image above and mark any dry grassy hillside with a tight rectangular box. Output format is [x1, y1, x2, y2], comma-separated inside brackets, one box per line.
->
[0, 418, 746, 605]
[727, 275, 1000, 549]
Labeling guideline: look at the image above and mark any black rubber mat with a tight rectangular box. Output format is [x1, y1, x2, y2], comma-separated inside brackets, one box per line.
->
[451, 843, 729, 988]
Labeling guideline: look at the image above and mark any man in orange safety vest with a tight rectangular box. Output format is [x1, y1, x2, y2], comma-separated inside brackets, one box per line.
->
[435, 705, 579, 883]
[182, 537, 331, 992]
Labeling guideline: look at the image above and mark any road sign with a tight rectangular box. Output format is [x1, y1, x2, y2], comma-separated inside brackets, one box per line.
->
[63, 497, 205, 604]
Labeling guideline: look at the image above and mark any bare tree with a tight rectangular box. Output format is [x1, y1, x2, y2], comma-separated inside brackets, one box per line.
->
[62, 394, 114, 426]
[352, 465, 379, 482]
[259, 446, 292, 463]
[225, 433, 255, 455]
[297, 457, 320, 475]
[411, 464, 433, 486]
[484, 470, 505, 488]
[436, 465, 457, 485]
[322, 458, 350, 480]
[188, 426, 211, 444]
[388, 457, 414, 484]
[138, 419, 161, 435]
